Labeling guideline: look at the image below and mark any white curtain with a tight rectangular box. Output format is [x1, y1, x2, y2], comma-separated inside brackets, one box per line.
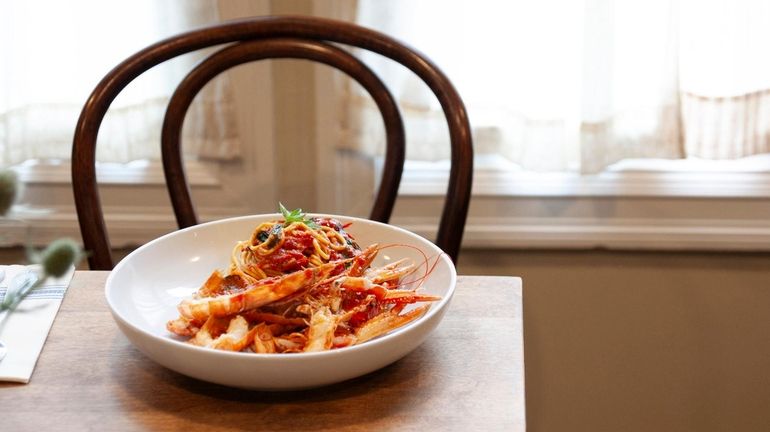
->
[679, 0, 770, 160]
[0, 0, 240, 167]
[352, 0, 770, 173]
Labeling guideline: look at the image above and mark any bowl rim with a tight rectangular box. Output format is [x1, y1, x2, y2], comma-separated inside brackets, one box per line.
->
[105, 213, 457, 361]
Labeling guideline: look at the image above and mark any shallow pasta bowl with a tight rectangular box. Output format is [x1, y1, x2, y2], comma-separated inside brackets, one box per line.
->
[105, 214, 456, 390]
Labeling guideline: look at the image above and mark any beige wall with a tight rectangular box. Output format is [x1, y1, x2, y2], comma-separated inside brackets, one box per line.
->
[459, 249, 770, 432]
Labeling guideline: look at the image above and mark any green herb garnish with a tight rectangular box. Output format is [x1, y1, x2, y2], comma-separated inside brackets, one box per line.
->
[279, 203, 320, 229]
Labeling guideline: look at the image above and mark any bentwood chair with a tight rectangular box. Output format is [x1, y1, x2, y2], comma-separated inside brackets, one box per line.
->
[72, 16, 473, 270]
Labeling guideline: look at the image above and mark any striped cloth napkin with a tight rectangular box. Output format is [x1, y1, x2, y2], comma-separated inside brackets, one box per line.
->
[0, 264, 74, 383]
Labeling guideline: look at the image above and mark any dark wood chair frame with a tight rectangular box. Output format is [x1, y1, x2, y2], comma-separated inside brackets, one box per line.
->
[72, 16, 473, 270]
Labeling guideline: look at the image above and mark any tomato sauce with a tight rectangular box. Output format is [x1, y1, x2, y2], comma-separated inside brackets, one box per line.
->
[261, 219, 360, 274]
[341, 290, 382, 327]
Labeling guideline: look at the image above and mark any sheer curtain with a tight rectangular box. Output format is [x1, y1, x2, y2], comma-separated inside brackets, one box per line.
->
[680, 0, 770, 160]
[0, 0, 240, 167]
[352, 0, 770, 173]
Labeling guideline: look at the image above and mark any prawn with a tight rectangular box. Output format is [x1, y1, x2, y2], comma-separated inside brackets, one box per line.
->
[177, 259, 346, 321]
[354, 304, 430, 344]
[189, 315, 257, 351]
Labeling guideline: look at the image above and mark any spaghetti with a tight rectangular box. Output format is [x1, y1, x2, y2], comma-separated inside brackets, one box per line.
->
[230, 216, 361, 281]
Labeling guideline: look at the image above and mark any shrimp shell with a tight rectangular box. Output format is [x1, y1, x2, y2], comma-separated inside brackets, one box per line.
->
[178, 260, 345, 321]
[354, 304, 430, 344]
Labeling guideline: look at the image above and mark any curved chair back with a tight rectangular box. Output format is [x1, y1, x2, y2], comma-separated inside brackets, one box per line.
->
[72, 16, 473, 270]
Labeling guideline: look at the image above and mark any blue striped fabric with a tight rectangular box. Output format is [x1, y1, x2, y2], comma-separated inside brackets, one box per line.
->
[0, 284, 68, 301]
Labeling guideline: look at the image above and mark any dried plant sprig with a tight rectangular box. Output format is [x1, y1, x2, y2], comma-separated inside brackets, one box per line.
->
[0, 168, 82, 316]
[0, 272, 38, 312]
[0, 169, 18, 217]
[0, 239, 83, 313]
[37, 238, 83, 278]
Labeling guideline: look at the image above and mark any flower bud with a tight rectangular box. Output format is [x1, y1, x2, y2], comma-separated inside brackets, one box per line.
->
[40, 238, 82, 277]
[0, 169, 18, 216]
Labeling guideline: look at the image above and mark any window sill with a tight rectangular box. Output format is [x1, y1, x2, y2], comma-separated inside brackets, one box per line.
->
[13, 159, 220, 186]
[398, 154, 770, 198]
[2, 158, 233, 249]
[390, 155, 770, 252]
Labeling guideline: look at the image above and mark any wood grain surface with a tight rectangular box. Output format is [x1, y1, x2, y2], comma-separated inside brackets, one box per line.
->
[1, 273, 525, 431]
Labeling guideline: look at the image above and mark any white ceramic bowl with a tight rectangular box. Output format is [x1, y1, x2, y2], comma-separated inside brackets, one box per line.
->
[105, 214, 456, 390]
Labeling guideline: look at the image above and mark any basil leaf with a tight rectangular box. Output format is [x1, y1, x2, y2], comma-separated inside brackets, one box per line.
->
[277, 203, 320, 229]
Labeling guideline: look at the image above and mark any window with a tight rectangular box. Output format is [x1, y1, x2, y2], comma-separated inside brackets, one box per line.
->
[0, 0, 240, 168]
[352, 0, 770, 173]
[0, 1, 247, 248]
[321, 1, 770, 251]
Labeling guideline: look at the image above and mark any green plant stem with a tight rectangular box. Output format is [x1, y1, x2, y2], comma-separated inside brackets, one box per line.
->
[0, 272, 41, 313]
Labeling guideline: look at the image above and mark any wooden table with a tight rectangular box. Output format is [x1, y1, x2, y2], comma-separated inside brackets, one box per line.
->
[2, 272, 525, 431]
